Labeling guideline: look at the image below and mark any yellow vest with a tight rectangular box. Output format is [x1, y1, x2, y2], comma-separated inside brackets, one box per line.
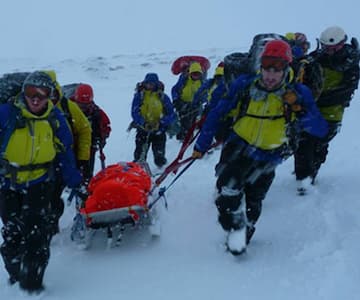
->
[319, 68, 345, 121]
[4, 103, 57, 184]
[181, 78, 202, 102]
[233, 92, 288, 150]
[140, 91, 164, 125]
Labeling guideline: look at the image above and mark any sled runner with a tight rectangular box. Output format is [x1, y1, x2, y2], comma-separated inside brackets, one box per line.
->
[71, 161, 161, 249]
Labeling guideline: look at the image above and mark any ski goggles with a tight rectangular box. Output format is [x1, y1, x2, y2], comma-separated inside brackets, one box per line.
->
[24, 86, 51, 101]
[261, 57, 289, 72]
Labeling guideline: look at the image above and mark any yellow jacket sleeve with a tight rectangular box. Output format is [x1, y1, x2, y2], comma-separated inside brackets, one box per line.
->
[68, 100, 92, 161]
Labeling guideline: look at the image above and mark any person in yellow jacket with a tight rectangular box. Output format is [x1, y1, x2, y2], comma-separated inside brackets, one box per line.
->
[171, 62, 205, 140]
[192, 40, 328, 255]
[42, 70, 92, 233]
[131, 73, 176, 167]
[0, 71, 82, 293]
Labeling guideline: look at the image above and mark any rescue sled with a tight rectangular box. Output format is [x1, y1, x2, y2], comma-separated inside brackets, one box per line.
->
[71, 161, 161, 249]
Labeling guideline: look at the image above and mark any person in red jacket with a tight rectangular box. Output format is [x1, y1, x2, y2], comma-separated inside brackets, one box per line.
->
[72, 84, 111, 178]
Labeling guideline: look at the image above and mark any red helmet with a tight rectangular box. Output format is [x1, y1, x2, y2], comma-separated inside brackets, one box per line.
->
[261, 40, 293, 63]
[74, 84, 94, 103]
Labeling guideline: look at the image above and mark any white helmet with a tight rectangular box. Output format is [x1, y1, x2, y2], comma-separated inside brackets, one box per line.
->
[320, 26, 347, 45]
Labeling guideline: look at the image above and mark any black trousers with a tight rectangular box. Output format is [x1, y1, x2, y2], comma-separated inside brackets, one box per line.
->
[0, 181, 55, 291]
[215, 142, 276, 231]
[294, 121, 340, 180]
[175, 102, 197, 141]
[134, 129, 167, 167]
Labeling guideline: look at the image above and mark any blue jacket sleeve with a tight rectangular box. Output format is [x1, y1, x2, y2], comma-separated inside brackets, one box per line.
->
[194, 75, 253, 153]
[192, 79, 212, 108]
[171, 74, 186, 101]
[294, 83, 328, 138]
[53, 108, 82, 188]
[205, 82, 227, 113]
[160, 94, 176, 129]
[131, 92, 145, 126]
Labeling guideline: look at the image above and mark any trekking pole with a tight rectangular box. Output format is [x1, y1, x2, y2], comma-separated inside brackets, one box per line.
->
[99, 146, 106, 170]
[148, 158, 196, 210]
[153, 115, 206, 187]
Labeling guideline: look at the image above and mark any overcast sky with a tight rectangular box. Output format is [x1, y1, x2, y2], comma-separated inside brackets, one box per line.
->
[1, 0, 359, 60]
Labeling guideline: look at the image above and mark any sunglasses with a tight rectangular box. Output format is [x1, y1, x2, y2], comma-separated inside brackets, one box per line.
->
[24, 86, 50, 101]
[261, 57, 289, 72]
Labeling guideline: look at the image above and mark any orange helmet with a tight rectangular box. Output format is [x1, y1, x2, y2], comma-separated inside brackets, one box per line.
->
[74, 84, 94, 103]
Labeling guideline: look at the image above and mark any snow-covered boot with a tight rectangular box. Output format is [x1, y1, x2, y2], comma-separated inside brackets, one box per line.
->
[225, 202, 247, 256]
[226, 227, 247, 255]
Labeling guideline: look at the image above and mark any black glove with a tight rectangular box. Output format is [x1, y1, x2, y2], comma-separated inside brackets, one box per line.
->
[144, 123, 159, 132]
[77, 160, 91, 185]
[67, 184, 88, 208]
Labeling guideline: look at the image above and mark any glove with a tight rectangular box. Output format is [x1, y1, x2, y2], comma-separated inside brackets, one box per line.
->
[192, 150, 204, 159]
[68, 184, 88, 208]
[144, 123, 159, 132]
[282, 90, 303, 112]
[77, 160, 91, 186]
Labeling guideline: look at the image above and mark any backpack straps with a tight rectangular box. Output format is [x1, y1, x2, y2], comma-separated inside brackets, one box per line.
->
[0, 105, 20, 157]
[0, 104, 59, 187]
[60, 96, 74, 131]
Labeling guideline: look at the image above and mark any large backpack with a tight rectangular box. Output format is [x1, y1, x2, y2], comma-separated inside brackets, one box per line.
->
[0, 72, 30, 104]
[61, 83, 81, 100]
[224, 33, 287, 86]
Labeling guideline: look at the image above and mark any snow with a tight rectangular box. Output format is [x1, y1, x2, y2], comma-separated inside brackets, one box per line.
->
[1, 1, 360, 299]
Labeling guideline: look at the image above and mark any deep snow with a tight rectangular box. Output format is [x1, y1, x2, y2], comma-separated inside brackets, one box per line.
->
[1, 1, 360, 298]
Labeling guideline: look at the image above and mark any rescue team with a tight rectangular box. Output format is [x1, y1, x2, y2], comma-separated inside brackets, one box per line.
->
[0, 26, 358, 293]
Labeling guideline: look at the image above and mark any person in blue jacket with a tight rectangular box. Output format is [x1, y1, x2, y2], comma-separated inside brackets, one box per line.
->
[0, 71, 82, 293]
[131, 73, 175, 167]
[172, 62, 205, 140]
[192, 40, 328, 255]
[192, 63, 225, 114]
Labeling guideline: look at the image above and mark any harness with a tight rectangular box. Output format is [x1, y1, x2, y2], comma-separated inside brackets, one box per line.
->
[233, 83, 297, 157]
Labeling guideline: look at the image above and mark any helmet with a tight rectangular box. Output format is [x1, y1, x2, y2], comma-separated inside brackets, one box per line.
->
[261, 40, 293, 63]
[189, 62, 203, 74]
[320, 26, 347, 46]
[74, 84, 94, 104]
[214, 65, 224, 76]
[22, 71, 55, 92]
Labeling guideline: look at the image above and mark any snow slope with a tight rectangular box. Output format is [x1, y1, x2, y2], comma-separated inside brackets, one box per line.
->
[0, 46, 359, 300]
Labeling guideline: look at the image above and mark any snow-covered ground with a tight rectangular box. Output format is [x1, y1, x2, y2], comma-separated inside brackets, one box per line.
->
[0, 46, 359, 300]
[1, 0, 360, 299]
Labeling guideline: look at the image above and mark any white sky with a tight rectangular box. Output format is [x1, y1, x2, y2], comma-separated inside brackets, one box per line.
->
[0, 2, 359, 299]
[1, 0, 359, 59]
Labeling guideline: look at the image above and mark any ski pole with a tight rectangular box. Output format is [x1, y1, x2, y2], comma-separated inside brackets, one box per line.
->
[99, 146, 106, 170]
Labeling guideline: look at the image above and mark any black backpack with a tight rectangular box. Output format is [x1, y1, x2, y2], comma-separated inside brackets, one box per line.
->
[61, 83, 81, 100]
[224, 33, 287, 87]
[0, 72, 30, 104]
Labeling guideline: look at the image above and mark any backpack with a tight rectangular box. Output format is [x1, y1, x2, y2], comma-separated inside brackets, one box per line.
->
[224, 33, 287, 86]
[61, 83, 81, 100]
[0, 72, 30, 104]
